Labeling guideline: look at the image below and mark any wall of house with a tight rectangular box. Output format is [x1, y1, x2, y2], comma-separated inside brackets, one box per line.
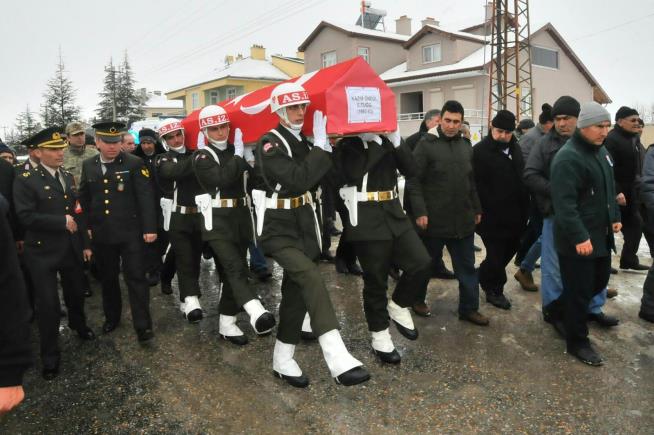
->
[271, 57, 305, 78]
[143, 107, 184, 118]
[406, 32, 482, 72]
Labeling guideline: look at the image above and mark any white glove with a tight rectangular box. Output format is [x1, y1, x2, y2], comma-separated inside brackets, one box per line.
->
[358, 133, 382, 145]
[387, 128, 401, 148]
[312, 110, 330, 153]
[233, 128, 244, 157]
[243, 146, 255, 165]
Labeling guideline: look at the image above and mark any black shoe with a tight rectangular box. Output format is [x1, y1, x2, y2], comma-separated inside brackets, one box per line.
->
[639, 311, 654, 323]
[569, 345, 603, 366]
[136, 328, 154, 342]
[102, 321, 119, 334]
[347, 262, 363, 276]
[300, 331, 317, 341]
[392, 320, 418, 340]
[42, 362, 60, 381]
[146, 272, 160, 287]
[161, 281, 173, 295]
[335, 256, 349, 274]
[610, 267, 618, 275]
[620, 263, 649, 271]
[329, 227, 342, 236]
[320, 251, 335, 263]
[254, 312, 276, 335]
[388, 267, 401, 281]
[335, 366, 370, 386]
[432, 268, 455, 280]
[253, 268, 272, 281]
[83, 288, 93, 297]
[588, 312, 619, 327]
[221, 334, 248, 346]
[486, 292, 511, 310]
[374, 348, 401, 364]
[474, 245, 482, 252]
[273, 370, 309, 388]
[75, 326, 96, 340]
[186, 309, 203, 324]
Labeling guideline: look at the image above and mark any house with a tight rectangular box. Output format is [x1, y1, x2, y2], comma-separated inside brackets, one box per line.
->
[138, 89, 185, 118]
[165, 45, 304, 115]
[299, 6, 611, 140]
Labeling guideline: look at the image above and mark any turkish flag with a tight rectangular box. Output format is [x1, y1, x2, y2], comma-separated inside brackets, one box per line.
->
[182, 56, 397, 149]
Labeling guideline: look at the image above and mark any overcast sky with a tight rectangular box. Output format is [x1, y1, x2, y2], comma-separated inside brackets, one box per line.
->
[1, 0, 653, 138]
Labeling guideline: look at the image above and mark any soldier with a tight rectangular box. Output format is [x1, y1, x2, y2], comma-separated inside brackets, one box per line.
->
[13, 127, 95, 380]
[334, 130, 431, 364]
[254, 82, 369, 387]
[79, 122, 157, 342]
[193, 106, 276, 343]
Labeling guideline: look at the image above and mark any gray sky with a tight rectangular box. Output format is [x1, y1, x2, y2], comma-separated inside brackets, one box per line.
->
[1, 0, 653, 138]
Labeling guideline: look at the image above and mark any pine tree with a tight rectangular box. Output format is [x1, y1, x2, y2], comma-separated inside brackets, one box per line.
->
[96, 57, 119, 121]
[41, 48, 80, 127]
[14, 105, 42, 142]
[117, 51, 144, 124]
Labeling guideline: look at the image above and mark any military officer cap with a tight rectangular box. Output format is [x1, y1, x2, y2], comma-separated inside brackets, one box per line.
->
[66, 121, 86, 135]
[21, 126, 67, 149]
[92, 121, 126, 143]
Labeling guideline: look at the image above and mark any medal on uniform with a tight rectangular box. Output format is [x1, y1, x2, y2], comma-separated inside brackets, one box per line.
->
[117, 181, 124, 192]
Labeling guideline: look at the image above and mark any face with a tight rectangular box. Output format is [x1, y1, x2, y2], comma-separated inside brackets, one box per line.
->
[542, 121, 554, 133]
[28, 148, 40, 163]
[554, 115, 577, 137]
[0, 152, 14, 164]
[617, 115, 640, 134]
[440, 111, 463, 137]
[67, 131, 85, 148]
[580, 121, 611, 145]
[140, 139, 156, 155]
[121, 134, 136, 152]
[491, 127, 513, 143]
[96, 137, 122, 160]
[163, 130, 185, 148]
[283, 103, 307, 126]
[206, 124, 230, 142]
[636, 120, 644, 136]
[425, 114, 441, 129]
[35, 147, 65, 168]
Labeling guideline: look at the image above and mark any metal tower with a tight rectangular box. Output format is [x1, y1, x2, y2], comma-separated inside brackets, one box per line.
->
[487, 0, 533, 123]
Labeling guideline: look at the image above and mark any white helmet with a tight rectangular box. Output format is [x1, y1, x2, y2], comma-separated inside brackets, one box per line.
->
[198, 105, 230, 129]
[157, 118, 185, 150]
[270, 82, 310, 130]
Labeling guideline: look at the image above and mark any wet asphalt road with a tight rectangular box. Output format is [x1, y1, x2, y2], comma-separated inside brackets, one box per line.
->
[2, 234, 654, 434]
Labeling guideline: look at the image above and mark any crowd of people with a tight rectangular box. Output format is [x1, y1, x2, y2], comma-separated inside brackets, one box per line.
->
[2, 85, 654, 414]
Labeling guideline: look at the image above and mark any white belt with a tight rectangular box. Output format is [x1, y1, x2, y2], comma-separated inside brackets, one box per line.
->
[211, 197, 247, 208]
[357, 190, 398, 202]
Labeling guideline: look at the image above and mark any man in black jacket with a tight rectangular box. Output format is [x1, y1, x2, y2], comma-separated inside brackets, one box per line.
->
[605, 106, 649, 270]
[473, 110, 529, 310]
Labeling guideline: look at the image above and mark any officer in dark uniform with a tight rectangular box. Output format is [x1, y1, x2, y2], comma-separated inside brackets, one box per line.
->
[79, 122, 157, 342]
[334, 131, 431, 364]
[254, 82, 369, 388]
[13, 127, 95, 380]
[193, 106, 276, 343]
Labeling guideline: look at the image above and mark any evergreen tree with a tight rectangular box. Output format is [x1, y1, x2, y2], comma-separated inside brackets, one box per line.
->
[41, 48, 80, 127]
[14, 105, 42, 142]
[96, 57, 119, 121]
[117, 51, 144, 124]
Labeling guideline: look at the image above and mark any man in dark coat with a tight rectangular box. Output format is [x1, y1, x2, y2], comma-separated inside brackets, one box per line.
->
[605, 106, 649, 270]
[406, 100, 488, 326]
[639, 145, 654, 323]
[550, 102, 621, 365]
[473, 110, 529, 310]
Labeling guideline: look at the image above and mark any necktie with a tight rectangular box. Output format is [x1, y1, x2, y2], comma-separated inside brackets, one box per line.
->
[55, 171, 66, 190]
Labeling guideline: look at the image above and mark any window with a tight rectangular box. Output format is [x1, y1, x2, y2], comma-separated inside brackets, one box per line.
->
[227, 87, 237, 100]
[422, 44, 442, 64]
[191, 92, 200, 109]
[209, 90, 220, 105]
[357, 47, 370, 63]
[400, 92, 423, 115]
[321, 51, 337, 68]
[532, 46, 559, 69]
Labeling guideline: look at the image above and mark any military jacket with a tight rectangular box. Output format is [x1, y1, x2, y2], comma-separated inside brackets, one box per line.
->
[63, 146, 98, 186]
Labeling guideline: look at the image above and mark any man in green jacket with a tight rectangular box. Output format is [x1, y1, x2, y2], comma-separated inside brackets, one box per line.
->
[406, 100, 488, 326]
[550, 102, 621, 366]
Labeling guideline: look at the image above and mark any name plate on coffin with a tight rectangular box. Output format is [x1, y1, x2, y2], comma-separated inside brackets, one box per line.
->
[346, 87, 381, 124]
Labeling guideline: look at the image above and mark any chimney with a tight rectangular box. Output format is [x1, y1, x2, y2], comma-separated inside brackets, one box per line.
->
[236, 53, 243, 61]
[250, 44, 265, 60]
[485, 2, 493, 21]
[153, 90, 161, 96]
[395, 15, 411, 36]
[225, 55, 234, 65]
[421, 17, 440, 28]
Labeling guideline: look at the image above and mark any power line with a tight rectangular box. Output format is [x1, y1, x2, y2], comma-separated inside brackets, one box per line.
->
[570, 11, 654, 42]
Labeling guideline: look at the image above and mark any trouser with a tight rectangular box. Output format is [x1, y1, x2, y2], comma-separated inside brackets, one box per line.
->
[93, 239, 152, 331]
[559, 254, 611, 350]
[269, 246, 340, 344]
[25, 244, 86, 367]
[479, 234, 522, 295]
[208, 238, 255, 316]
[641, 262, 654, 316]
[520, 233, 542, 273]
[353, 229, 430, 332]
[334, 200, 357, 265]
[144, 227, 169, 278]
[248, 242, 268, 272]
[515, 201, 543, 264]
[619, 205, 643, 267]
[18, 253, 35, 315]
[416, 234, 479, 314]
[168, 213, 203, 301]
[421, 234, 448, 273]
[541, 217, 606, 314]
[160, 247, 176, 285]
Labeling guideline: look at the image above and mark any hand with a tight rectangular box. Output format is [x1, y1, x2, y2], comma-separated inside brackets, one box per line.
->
[612, 222, 622, 233]
[416, 215, 428, 230]
[386, 128, 401, 148]
[0, 385, 25, 415]
[616, 193, 626, 206]
[243, 146, 255, 164]
[15, 241, 24, 254]
[576, 239, 593, 256]
[358, 133, 382, 144]
[87, 229, 93, 240]
[143, 233, 157, 243]
[65, 215, 78, 233]
[475, 214, 482, 225]
[312, 110, 330, 152]
[83, 249, 93, 262]
[233, 128, 244, 158]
